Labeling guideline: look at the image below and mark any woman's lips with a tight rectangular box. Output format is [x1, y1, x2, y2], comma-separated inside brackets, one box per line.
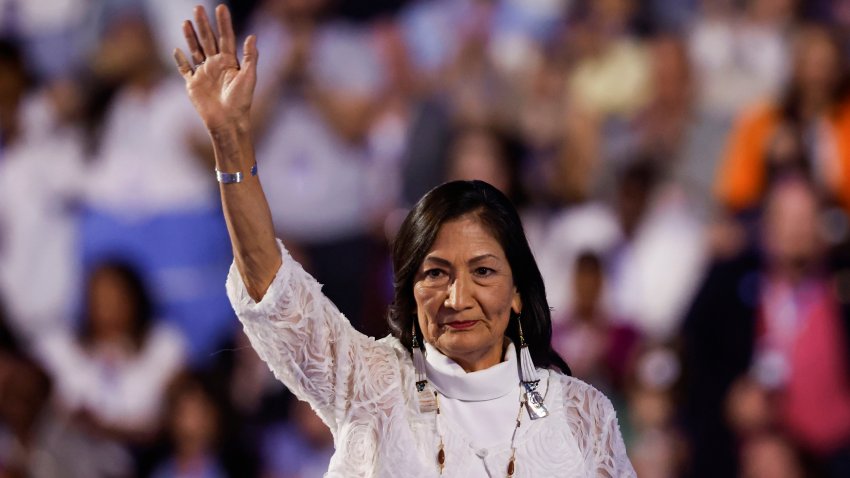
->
[445, 320, 477, 330]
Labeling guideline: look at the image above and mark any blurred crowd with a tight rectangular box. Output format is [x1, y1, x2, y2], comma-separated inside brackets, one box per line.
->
[2, 0, 850, 476]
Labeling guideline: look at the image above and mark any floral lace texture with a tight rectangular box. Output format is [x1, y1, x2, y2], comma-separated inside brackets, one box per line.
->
[226, 240, 637, 477]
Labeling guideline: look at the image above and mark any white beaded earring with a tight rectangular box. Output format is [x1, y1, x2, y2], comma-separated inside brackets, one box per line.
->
[412, 322, 437, 413]
[517, 317, 549, 420]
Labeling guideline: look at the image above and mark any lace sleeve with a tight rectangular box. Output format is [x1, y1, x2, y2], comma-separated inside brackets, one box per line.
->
[594, 398, 635, 478]
[225, 239, 400, 433]
[563, 379, 637, 477]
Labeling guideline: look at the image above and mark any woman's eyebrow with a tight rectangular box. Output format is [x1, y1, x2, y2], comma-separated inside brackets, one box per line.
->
[423, 253, 501, 267]
[468, 253, 499, 264]
[422, 255, 451, 267]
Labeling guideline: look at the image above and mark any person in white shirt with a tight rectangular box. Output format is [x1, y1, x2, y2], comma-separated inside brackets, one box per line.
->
[36, 260, 185, 440]
[173, 5, 635, 476]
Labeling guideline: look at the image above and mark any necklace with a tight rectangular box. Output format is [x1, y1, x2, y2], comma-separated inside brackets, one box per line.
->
[411, 324, 549, 476]
[432, 388, 525, 477]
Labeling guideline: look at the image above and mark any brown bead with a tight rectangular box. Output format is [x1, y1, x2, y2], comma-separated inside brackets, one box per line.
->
[437, 447, 446, 466]
[507, 458, 515, 476]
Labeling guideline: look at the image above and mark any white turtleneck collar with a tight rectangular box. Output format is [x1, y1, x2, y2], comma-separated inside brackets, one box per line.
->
[423, 341, 519, 401]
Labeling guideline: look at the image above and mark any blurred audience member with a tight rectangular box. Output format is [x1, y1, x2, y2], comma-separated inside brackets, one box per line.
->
[0, 355, 57, 477]
[715, 25, 850, 215]
[739, 432, 806, 478]
[566, 0, 651, 121]
[0, 37, 32, 156]
[626, 345, 683, 478]
[514, 44, 568, 206]
[260, 399, 334, 478]
[0, 0, 90, 79]
[552, 251, 639, 397]
[82, 7, 214, 218]
[247, 0, 388, 327]
[444, 124, 525, 204]
[34, 261, 185, 445]
[688, 0, 794, 119]
[555, 0, 651, 202]
[208, 330, 289, 478]
[631, 35, 693, 167]
[606, 161, 707, 340]
[682, 177, 850, 477]
[0, 70, 85, 342]
[151, 373, 228, 478]
[0, 355, 132, 477]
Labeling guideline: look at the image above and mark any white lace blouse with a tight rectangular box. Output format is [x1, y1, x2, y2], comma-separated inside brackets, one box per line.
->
[226, 241, 636, 477]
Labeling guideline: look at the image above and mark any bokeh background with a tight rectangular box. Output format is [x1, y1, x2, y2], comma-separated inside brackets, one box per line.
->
[2, 0, 850, 476]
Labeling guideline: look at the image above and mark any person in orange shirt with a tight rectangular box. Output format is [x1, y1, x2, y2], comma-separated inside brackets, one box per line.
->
[716, 26, 850, 214]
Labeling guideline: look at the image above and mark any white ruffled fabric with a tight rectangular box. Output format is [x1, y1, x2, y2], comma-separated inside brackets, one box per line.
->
[227, 240, 636, 477]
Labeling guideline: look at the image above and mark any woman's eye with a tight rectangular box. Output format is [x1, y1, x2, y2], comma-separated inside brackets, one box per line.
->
[425, 269, 445, 279]
[474, 267, 494, 277]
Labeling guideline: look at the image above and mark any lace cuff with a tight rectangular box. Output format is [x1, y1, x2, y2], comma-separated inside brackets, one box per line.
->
[226, 240, 296, 322]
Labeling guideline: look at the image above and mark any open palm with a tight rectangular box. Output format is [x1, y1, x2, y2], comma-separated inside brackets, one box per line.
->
[174, 5, 257, 131]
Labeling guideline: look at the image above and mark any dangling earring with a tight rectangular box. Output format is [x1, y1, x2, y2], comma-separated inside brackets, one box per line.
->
[517, 316, 549, 420]
[412, 322, 437, 413]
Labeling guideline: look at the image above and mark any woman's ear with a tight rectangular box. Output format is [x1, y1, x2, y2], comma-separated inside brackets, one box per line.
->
[511, 288, 522, 315]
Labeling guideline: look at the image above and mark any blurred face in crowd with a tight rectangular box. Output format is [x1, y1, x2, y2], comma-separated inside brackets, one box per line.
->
[0, 58, 27, 111]
[740, 434, 804, 478]
[748, 0, 798, 24]
[88, 267, 137, 343]
[172, 385, 218, 456]
[0, 359, 50, 435]
[447, 129, 511, 196]
[792, 27, 842, 99]
[649, 36, 691, 106]
[414, 214, 521, 372]
[573, 255, 603, 317]
[762, 179, 823, 274]
[93, 14, 158, 82]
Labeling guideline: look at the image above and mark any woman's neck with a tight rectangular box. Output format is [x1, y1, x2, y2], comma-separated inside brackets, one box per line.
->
[424, 341, 519, 401]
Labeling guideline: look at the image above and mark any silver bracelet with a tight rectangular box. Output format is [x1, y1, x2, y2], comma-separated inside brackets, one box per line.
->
[216, 162, 258, 184]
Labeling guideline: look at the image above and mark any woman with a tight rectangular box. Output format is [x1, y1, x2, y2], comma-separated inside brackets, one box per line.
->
[715, 25, 850, 215]
[35, 261, 186, 442]
[174, 5, 634, 476]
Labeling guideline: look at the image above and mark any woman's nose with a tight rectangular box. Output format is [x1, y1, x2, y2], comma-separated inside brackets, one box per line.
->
[445, 274, 473, 310]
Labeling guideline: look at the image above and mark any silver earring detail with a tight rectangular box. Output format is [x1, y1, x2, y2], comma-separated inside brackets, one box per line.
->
[518, 317, 549, 420]
[412, 323, 437, 413]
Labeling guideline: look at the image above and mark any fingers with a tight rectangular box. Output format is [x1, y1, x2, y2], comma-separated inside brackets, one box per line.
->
[216, 4, 236, 56]
[173, 48, 193, 79]
[242, 35, 258, 74]
[182, 20, 205, 66]
[194, 5, 219, 57]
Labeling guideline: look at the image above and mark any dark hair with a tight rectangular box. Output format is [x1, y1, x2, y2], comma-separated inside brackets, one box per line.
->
[79, 260, 154, 351]
[388, 180, 570, 374]
[0, 37, 34, 85]
[0, 297, 20, 355]
[575, 250, 603, 275]
[782, 25, 849, 123]
[444, 124, 529, 206]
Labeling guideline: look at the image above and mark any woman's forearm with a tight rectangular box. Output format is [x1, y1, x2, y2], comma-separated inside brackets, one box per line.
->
[211, 123, 281, 301]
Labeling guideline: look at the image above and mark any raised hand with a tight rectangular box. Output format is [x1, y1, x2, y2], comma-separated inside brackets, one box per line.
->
[174, 4, 257, 132]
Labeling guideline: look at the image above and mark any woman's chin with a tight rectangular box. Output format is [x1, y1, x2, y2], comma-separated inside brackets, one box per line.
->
[434, 333, 496, 365]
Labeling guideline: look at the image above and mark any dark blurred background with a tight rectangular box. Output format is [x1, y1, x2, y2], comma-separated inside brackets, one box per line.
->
[2, 0, 850, 476]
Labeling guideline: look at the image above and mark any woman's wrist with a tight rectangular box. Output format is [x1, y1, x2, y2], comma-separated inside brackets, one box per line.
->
[206, 114, 251, 136]
[208, 122, 255, 173]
